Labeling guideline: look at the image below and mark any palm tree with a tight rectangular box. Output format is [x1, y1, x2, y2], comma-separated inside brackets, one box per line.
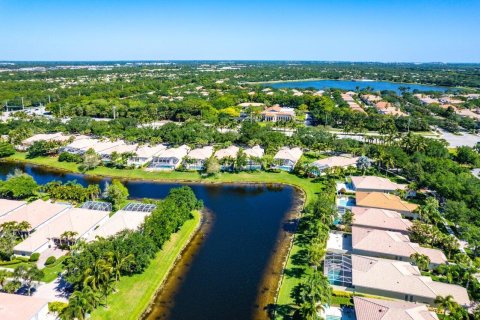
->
[434, 295, 457, 315]
[60, 288, 97, 320]
[296, 300, 319, 320]
[3, 280, 21, 293]
[0, 269, 9, 288]
[410, 253, 430, 271]
[16, 221, 31, 239]
[106, 251, 134, 281]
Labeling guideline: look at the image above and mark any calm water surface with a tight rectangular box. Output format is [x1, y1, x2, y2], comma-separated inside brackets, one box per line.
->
[0, 162, 298, 320]
[267, 79, 448, 93]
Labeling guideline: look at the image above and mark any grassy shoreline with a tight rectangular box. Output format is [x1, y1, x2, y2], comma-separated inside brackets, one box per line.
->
[3, 153, 322, 317]
[90, 210, 202, 320]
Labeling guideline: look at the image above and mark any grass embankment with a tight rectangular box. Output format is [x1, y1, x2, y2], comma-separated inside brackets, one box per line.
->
[5, 153, 324, 317]
[90, 210, 201, 320]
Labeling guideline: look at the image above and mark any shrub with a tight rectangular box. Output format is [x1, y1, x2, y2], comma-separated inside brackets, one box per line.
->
[29, 253, 40, 262]
[58, 152, 82, 163]
[45, 256, 56, 266]
[48, 301, 68, 313]
[0, 142, 15, 158]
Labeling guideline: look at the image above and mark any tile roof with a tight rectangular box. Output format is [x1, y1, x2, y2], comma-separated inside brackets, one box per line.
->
[86, 210, 150, 241]
[0, 292, 49, 320]
[188, 146, 214, 160]
[274, 147, 303, 162]
[215, 145, 240, 159]
[0, 199, 26, 217]
[351, 207, 412, 233]
[311, 156, 359, 169]
[352, 176, 407, 192]
[353, 296, 438, 320]
[356, 192, 418, 213]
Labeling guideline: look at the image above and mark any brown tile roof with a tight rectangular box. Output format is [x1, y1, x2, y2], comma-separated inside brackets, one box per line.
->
[356, 192, 418, 213]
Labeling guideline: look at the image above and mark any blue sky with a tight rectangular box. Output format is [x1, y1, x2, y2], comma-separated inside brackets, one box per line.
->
[1, 0, 479, 62]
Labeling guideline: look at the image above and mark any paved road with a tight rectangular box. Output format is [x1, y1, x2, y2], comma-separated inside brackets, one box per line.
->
[437, 129, 480, 148]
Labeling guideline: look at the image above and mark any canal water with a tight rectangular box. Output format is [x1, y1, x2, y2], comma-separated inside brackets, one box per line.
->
[0, 162, 300, 320]
[266, 79, 448, 93]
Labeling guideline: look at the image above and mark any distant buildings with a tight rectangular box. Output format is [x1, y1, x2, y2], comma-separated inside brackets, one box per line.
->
[260, 105, 295, 122]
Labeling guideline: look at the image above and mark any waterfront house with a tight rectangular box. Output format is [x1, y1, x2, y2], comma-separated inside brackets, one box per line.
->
[59, 136, 100, 155]
[88, 139, 124, 154]
[352, 226, 447, 266]
[0, 199, 26, 217]
[86, 203, 155, 241]
[215, 145, 240, 171]
[243, 145, 264, 170]
[127, 144, 167, 167]
[149, 145, 190, 170]
[0, 292, 50, 320]
[20, 132, 72, 150]
[260, 105, 295, 122]
[14, 207, 109, 256]
[353, 296, 439, 320]
[351, 255, 469, 306]
[99, 142, 138, 162]
[309, 156, 359, 176]
[351, 207, 412, 234]
[0, 199, 71, 234]
[374, 101, 407, 116]
[184, 146, 214, 170]
[272, 147, 303, 172]
[355, 192, 418, 218]
[351, 176, 407, 193]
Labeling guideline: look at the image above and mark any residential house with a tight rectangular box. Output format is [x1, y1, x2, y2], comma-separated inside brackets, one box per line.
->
[352, 226, 447, 266]
[260, 105, 295, 122]
[149, 145, 190, 170]
[355, 192, 418, 218]
[351, 207, 412, 234]
[127, 144, 167, 167]
[20, 133, 73, 150]
[375, 101, 407, 116]
[353, 296, 439, 320]
[184, 146, 214, 170]
[59, 136, 100, 155]
[14, 207, 109, 256]
[215, 145, 240, 171]
[0, 292, 50, 320]
[272, 147, 303, 172]
[99, 142, 138, 162]
[309, 156, 359, 176]
[351, 255, 470, 306]
[414, 94, 439, 105]
[351, 176, 407, 193]
[0, 199, 26, 217]
[0, 199, 71, 233]
[243, 145, 264, 170]
[86, 205, 154, 241]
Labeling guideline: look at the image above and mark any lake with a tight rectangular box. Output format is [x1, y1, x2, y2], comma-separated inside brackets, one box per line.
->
[0, 162, 300, 320]
[265, 79, 448, 94]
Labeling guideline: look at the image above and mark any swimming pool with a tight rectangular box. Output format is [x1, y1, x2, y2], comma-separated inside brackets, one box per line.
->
[337, 197, 356, 207]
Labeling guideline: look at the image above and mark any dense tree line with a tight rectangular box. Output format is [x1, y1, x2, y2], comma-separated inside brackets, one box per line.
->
[60, 186, 202, 319]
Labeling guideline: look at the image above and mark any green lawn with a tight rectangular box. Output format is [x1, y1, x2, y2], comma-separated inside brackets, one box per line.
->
[90, 210, 201, 320]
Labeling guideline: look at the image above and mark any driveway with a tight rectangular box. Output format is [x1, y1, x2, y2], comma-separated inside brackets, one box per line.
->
[436, 129, 480, 148]
[32, 276, 70, 303]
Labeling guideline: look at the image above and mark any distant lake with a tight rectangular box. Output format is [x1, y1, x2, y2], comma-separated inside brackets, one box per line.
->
[266, 79, 448, 94]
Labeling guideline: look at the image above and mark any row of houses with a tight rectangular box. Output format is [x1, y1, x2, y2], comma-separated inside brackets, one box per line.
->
[53, 134, 304, 172]
[0, 199, 156, 258]
[325, 176, 470, 317]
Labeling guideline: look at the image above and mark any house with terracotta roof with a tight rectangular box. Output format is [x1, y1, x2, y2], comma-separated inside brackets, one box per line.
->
[260, 105, 295, 122]
[0, 292, 50, 320]
[309, 156, 359, 176]
[351, 176, 407, 193]
[375, 101, 407, 117]
[351, 207, 412, 234]
[356, 192, 418, 218]
[353, 296, 438, 320]
[352, 226, 447, 266]
[184, 146, 214, 170]
[272, 147, 303, 172]
[355, 192, 418, 218]
[351, 255, 470, 306]
[149, 145, 190, 170]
